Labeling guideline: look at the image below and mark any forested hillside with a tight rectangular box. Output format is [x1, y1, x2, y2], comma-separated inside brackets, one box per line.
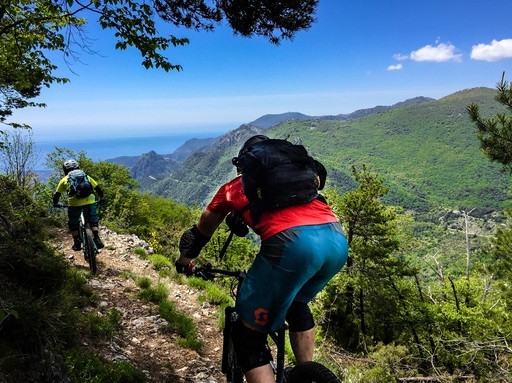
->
[145, 87, 510, 213]
[148, 124, 267, 205]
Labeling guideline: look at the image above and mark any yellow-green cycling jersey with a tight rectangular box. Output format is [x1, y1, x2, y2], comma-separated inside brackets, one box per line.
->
[55, 174, 99, 207]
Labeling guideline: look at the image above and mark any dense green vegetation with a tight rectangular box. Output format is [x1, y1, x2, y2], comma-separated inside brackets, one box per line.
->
[468, 73, 512, 174]
[310, 87, 510, 211]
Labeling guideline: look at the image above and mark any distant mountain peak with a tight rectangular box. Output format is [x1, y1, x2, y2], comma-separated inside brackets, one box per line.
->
[130, 150, 179, 183]
[249, 113, 310, 129]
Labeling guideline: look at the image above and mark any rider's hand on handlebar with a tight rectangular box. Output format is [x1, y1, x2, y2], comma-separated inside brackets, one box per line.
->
[193, 263, 215, 280]
[174, 260, 195, 276]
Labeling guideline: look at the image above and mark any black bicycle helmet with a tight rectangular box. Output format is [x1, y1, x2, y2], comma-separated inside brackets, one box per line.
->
[62, 159, 79, 175]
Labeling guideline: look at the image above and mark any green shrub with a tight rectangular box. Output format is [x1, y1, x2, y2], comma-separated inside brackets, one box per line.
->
[133, 247, 147, 258]
[147, 254, 172, 270]
[66, 349, 147, 382]
[137, 282, 169, 304]
[80, 308, 123, 337]
[158, 300, 203, 351]
[135, 276, 152, 289]
[201, 283, 232, 307]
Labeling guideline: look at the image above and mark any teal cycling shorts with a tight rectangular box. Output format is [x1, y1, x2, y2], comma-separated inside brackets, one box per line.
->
[235, 222, 348, 332]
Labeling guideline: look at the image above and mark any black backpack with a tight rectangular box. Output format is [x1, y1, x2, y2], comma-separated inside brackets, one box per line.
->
[236, 138, 326, 210]
[67, 169, 94, 198]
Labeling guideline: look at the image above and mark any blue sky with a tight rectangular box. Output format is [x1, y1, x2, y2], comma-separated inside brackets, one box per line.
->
[12, 0, 512, 141]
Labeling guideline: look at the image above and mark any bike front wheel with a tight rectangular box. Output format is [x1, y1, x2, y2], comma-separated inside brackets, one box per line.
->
[84, 228, 97, 274]
[286, 361, 341, 383]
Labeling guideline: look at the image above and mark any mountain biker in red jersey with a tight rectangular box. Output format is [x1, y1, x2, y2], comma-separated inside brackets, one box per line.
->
[175, 135, 348, 383]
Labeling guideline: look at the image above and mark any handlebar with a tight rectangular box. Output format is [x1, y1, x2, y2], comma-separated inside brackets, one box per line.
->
[54, 198, 101, 208]
[193, 263, 246, 281]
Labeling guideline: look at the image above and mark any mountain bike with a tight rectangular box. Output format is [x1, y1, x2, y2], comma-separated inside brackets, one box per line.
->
[193, 263, 342, 383]
[55, 202, 99, 274]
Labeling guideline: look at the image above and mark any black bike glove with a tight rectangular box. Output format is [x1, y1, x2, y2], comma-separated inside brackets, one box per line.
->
[174, 260, 195, 276]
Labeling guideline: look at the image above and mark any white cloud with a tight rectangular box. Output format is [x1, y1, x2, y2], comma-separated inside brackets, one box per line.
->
[393, 53, 409, 61]
[387, 63, 403, 71]
[410, 43, 462, 62]
[471, 39, 512, 62]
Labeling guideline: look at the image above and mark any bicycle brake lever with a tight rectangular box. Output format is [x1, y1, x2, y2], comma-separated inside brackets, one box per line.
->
[194, 264, 215, 280]
[196, 268, 215, 281]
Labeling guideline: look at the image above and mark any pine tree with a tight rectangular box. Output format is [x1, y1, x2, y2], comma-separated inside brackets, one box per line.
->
[467, 72, 512, 173]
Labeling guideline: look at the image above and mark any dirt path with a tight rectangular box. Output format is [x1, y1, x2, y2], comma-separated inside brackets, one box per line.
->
[52, 226, 226, 383]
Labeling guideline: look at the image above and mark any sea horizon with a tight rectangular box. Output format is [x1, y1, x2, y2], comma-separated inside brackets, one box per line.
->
[34, 131, 225, 170]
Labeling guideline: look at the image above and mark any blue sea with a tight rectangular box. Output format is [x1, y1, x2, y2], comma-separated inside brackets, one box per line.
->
[34, 132, 223, 170]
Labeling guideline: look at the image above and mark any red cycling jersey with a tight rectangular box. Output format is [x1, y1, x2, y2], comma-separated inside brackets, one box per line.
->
[205, 176, 340, 241]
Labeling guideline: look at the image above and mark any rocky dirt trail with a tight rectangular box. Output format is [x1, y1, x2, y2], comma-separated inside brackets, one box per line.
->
[52, 226, 226, 383]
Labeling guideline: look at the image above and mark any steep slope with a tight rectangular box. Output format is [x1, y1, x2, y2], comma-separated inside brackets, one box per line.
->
[150, 124, 266, 205]
[130, 150, 180, 188]
[270, 87, 510, 211]
[109, 97, 435, 174]
[169, 137, 218, 162]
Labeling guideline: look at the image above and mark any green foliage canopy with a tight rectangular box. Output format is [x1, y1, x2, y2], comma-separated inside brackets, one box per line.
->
[319, 166, 411, 349]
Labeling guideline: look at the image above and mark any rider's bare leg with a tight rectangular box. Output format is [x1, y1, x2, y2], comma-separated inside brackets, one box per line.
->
[289, 327, 315, 363]
[244, 364, 274, 383]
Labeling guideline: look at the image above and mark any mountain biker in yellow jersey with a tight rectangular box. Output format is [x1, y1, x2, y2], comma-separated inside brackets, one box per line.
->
[52, 159, 105, 251]
[175, 135, 349, 383]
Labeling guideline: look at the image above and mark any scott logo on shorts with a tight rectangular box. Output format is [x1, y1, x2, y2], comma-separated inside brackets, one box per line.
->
[254, 308, 269, 326]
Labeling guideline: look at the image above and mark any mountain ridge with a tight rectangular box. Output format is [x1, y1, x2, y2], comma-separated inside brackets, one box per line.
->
[248, 97, 435, 129]
[125, 86, 510, 213]
[108, 94, 437, 174]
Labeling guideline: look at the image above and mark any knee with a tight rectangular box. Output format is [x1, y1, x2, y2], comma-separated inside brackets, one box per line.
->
[232, 319, 272, 374]
[286, 301, 315, 332]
